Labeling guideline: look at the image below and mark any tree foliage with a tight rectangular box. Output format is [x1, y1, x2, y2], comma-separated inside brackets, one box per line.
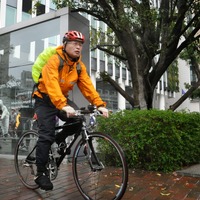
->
[53, 0, 200, 110]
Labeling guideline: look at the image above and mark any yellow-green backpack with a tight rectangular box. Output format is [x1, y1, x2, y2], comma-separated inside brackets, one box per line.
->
[32, 46, 81, 83]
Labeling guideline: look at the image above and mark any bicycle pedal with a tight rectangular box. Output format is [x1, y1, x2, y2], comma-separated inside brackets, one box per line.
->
[23, 163, 31, 167]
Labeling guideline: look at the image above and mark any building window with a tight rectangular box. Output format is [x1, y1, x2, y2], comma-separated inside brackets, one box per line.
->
[22, 0, 32, 13]
[122, 67, 126, 80]
[22, 12, 31, 21]
[6, 6, 17, 26]
[35, 2, 45, 16]
[91, 57, 97, 71]
[100, 60, 105, 72]
[108, 63, 113, 76]
[115, 65, 120, 78]
[22, 0, 45, 16]
[190, 65, 197, 84]
[91, 17, 97, 28]
[100, 50, 105, 61]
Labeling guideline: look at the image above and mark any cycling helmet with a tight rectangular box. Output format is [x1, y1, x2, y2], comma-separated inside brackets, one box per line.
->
[63, 30, 85, 44]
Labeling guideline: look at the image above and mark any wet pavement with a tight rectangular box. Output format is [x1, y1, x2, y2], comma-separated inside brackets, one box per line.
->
[0, 154, 200, 200]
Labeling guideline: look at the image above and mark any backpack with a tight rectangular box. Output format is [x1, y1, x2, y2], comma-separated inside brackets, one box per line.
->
[32, 46, 81, 83]
[30, 47, 82, 107]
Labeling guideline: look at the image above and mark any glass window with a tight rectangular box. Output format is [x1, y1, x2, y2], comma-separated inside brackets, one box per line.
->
[115, 65, 120, 78]
[40, 0, 45, 4]
[91, 49, 97, 58]
[108, 63, 113, 76]
[22, 0, 45, 16]
[96, 80, 118, 111]
[91, 17, 97, 28]
[22, 12, 31, 21]
[100, 50, 104, 60]
[90, 28, 97, 58]
[21, 0, 32, 21]
[48, 36, 58, 46]
[36, 3, 45, 16]
[50, 1, 57, 10]
[6, 5, 17, 26]
[99, 21, 105, 32]
[91, 57, 97, 71]
[0, 18, 60, 121]
[22, 0, 32, 13]
[100, 60, 105, 72]
[190, 65, 197, 83]
[122, 67, 126, 80]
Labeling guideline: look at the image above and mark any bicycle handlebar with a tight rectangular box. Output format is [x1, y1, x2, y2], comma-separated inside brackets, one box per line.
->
[75, 106, 102, 116]
[60, 105, 102, 118]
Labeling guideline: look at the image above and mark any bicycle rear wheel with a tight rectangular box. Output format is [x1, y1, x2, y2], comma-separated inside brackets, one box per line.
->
[14, 130, 39, 189]
[73, 132, 128, 200]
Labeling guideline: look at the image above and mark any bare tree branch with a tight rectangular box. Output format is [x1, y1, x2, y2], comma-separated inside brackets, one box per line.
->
[100, 72, 135, 107]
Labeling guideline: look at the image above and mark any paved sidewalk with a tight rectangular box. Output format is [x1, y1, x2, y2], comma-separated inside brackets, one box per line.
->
[0, 155, 200, 200]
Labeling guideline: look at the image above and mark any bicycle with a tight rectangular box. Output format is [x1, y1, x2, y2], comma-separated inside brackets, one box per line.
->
[14, 105, 128, 200]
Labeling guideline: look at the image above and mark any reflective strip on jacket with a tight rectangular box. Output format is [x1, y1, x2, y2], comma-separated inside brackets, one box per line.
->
[33, 45, 106, 110]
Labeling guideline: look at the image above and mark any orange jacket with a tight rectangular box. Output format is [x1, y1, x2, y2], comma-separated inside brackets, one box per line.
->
[34, 46, 106, 110]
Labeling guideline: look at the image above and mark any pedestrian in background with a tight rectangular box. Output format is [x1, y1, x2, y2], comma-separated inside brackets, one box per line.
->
[0, 100, 10, 138]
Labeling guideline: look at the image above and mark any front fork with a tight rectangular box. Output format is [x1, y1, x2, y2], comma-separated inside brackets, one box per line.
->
[83, 133, 104, 171]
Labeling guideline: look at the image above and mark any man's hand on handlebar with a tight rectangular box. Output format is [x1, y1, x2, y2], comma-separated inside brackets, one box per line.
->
[97, 107, 109, 118]
[62, 105, 109, 118]
[62, 105, 76, 118]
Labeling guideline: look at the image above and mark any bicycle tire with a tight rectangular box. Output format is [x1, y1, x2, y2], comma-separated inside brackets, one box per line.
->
[72, 132, 128, 200]
[14, 130, 39, 189]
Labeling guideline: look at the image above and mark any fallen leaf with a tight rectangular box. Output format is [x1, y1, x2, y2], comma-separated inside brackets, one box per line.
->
[129, 187, 134, 191]
[160, 192, 171, 196]
[173, 178, 180, 181]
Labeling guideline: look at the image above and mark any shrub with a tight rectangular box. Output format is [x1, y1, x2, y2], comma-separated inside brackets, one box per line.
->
[96, 109, 200, 172]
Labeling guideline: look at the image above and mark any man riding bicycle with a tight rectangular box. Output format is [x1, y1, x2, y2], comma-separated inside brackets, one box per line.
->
[33, 30, 109, 191]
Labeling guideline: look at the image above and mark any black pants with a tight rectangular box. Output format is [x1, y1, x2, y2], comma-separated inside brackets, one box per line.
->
[34, 96, 78, 172]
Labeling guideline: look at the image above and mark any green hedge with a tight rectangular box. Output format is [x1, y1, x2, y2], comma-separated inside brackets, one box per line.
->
[96, 109, 200, 172]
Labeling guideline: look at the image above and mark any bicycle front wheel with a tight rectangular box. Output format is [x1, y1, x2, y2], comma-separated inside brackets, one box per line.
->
[73, 132, 128, 200]
[14, 130, 39, 189]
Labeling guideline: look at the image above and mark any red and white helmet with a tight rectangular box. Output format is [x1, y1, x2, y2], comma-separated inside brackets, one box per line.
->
[63, 30, 85, 43]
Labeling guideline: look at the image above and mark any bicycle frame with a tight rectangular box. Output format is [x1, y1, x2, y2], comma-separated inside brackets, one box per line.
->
[22, 111, 101, 171]
[55, 116, 104, 171]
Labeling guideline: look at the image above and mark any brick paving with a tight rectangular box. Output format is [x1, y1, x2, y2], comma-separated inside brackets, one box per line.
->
[0, 155, 200, 200]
